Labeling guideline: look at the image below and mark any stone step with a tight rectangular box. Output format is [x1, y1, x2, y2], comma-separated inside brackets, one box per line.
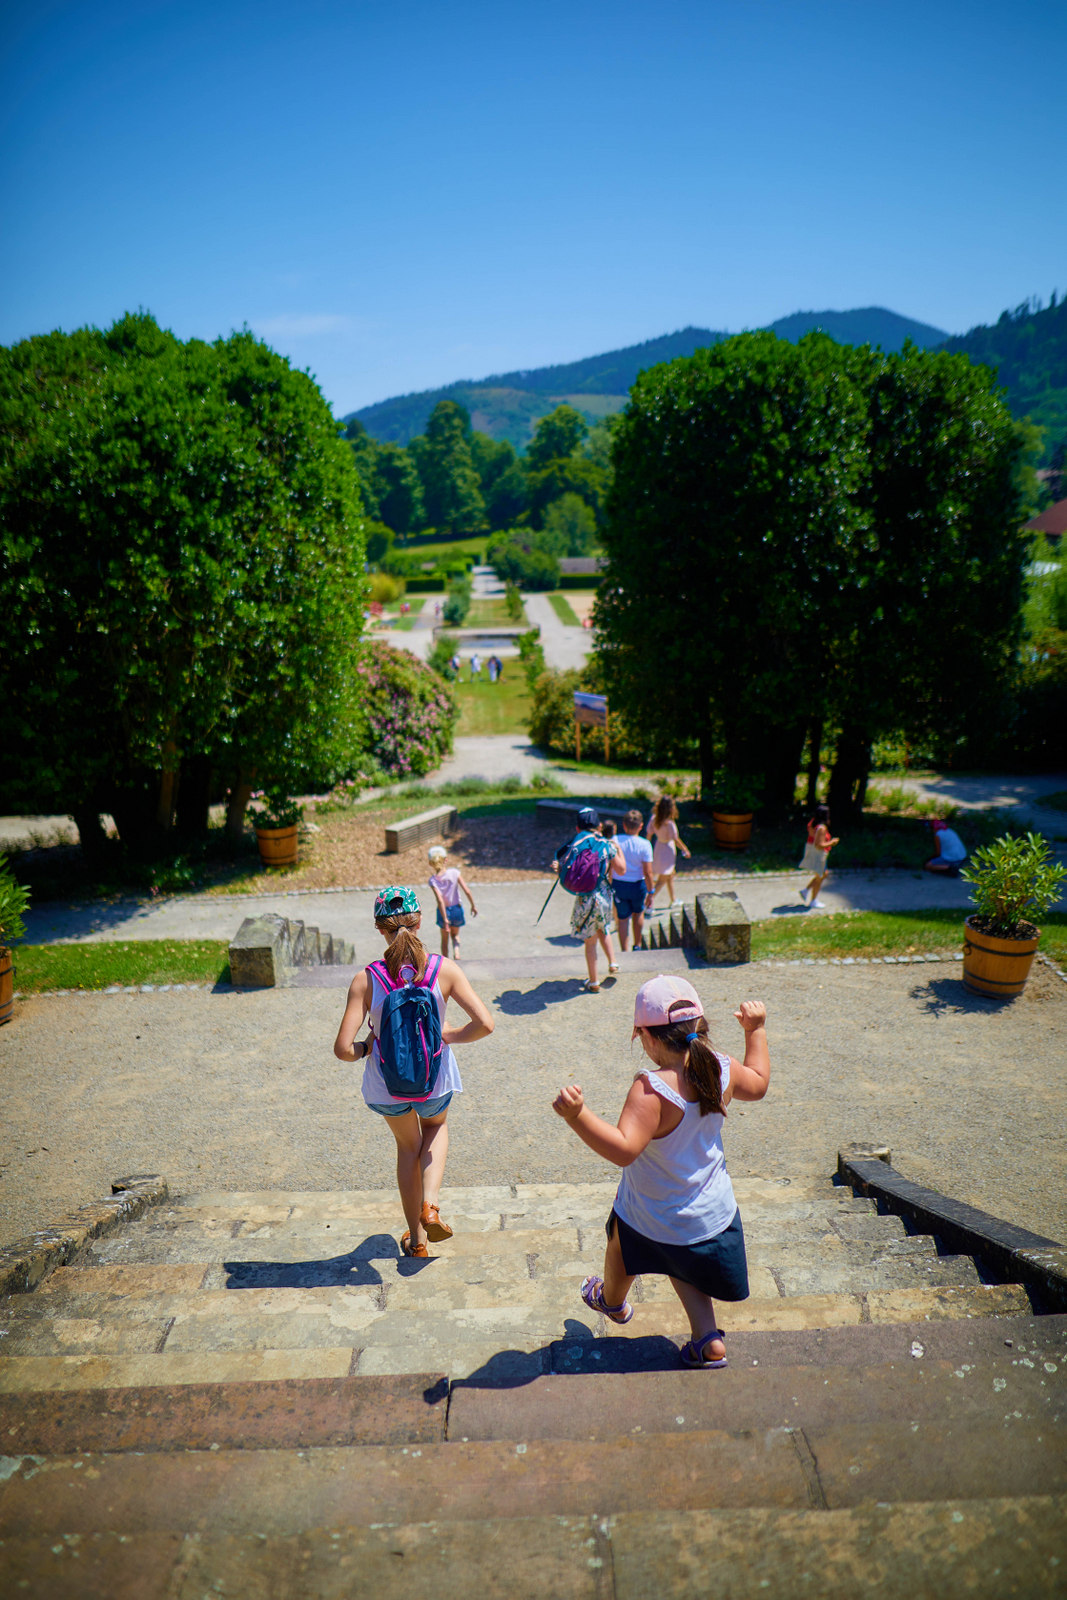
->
[2, 1419, 1064, 1539]
[3, 1332, 1060, 1457]
[0, 1286, 1033, 1390]
[4, 1499, 1064, 1600]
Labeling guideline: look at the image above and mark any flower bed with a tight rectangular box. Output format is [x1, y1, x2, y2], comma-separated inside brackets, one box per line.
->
[358, 641, 457, 780]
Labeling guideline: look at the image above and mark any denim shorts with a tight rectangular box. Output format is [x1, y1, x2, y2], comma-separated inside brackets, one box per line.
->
[612, 878, 647, 918]
[436, 905, 465, 929]
[367, 1091, 453, 1119]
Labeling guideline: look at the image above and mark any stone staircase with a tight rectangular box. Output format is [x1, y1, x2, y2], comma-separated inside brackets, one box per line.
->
[1, 1175, 1064, 1596]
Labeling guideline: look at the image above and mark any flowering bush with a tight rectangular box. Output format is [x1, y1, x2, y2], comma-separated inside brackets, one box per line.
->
[357, 641, 457, 779]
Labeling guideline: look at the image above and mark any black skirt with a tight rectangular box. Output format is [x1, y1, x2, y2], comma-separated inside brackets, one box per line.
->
[607, 1206, 749, 1301]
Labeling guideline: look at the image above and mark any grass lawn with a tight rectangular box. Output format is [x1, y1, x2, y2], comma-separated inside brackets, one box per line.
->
[452, 675, 532, 736]
[751, 909, 1067, 965]
[466, 597, 522, 628]
[15, 912, 1064, 991]
[395, 535, 487, 563]
[547, 592, 581, 626]
[15, 939, 231, 993]
[379, 613, 419, 631]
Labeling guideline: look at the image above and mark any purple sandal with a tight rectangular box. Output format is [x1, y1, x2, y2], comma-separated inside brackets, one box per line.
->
[680, 1330, 727, 1368]
[580, 1274, 634, 1325]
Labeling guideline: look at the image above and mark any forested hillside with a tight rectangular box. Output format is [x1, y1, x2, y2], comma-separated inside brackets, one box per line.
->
[352, 307, 948, 447]
[943, 295, 1067, 464]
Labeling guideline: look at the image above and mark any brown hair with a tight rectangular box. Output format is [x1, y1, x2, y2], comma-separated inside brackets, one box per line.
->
[602, 819, 617, 839]
[625, 809, 643, 831]
[643, 1002, 724, 1116]
[654, 795, 678, 828]
[374, 912, 428, 982]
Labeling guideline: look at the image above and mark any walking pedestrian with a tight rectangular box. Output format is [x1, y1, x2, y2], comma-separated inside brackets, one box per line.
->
[487, 654, 502, 684]
[428, 844, 478, 959]
[551, 806, 625, 993]
[333, 886, 494, 1258]
[470, 652, 482, 680]
[612, 809, 654, 951]
[798, 804, 839, 908]
[647, 796, 691, 913]
[552, 976, 770, 1368]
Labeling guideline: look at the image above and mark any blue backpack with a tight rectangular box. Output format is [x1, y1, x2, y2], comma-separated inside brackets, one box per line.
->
[367, 954, 445, 1102]
[559, 831, 610, 895]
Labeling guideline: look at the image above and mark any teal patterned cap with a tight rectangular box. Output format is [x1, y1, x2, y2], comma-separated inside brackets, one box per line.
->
[374, 885, 421, 919]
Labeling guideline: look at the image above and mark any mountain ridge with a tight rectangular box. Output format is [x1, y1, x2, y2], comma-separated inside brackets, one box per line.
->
[351, 306, 950, 447]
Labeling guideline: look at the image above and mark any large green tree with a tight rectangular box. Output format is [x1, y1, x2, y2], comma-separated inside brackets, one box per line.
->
[410, 401, 486, 534]
[0, 313, 367, 847]
[595, 332, 1024, 813]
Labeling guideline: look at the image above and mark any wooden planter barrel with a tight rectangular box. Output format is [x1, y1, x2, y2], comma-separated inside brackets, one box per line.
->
[712, 811, 753, 850]
[0, 949, 14, 1026]
[962, 916, 1040, 1000]
[255, 824, 299, 869]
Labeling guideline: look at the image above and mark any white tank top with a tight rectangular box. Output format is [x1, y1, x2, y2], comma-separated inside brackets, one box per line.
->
[614, 1059, 736, 1244]
[360, 959, 462, 1107]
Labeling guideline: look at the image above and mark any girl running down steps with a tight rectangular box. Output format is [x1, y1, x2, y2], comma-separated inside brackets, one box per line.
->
[334, 886, 494, 1258]
[552, 976, 770, 1368]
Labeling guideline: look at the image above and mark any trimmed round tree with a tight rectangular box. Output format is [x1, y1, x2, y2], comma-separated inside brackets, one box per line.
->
[0, 312, 367, 847]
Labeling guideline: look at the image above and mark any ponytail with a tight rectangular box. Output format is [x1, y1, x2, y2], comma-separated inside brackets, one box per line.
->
[374, 913, 428, 982]
[642, 1005, 724, 1116]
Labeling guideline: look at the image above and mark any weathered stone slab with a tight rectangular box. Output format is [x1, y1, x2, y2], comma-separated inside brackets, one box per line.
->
[695, 892, 751, 964]
[0, 1175, 167, 1296]
[228, 914, 292, 988]
[535, 797, 632, 832]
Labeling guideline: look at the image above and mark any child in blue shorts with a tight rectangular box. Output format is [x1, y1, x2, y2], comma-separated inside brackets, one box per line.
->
[428, 845, 478, 959]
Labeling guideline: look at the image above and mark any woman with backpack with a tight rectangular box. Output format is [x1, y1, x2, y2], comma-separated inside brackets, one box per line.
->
[551, 807, 625, 994]
[333, 885, 494, 1258]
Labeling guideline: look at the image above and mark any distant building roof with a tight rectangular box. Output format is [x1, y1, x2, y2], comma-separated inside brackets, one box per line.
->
[558, 556, 607, 575]
[1025, 497, 1067, 537]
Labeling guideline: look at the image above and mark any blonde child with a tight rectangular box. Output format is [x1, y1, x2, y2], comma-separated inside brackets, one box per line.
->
[799, 804, 839, 909]
[646, 796, 691, 913]
[428, 845, 478, 958]
[333, 886, 493, 1257]
[552, 975, 770, 1368]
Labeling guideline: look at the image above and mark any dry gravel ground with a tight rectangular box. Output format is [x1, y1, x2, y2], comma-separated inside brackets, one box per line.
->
[2, 960, 1065, 1249]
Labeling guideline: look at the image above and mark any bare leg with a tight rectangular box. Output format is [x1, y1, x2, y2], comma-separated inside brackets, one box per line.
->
[616, 908, 630, 951]
[597, 927, 616, 968]
[809, 871, 828, 903]
[417, 1110, 449, 1208]
[665, 870, 677, 903]
[651, 873, 668, 908]
[584, 935, 599, 984]
[439, 924, 449, 957]
[669, 1275, 725, 1359]
[384, 1111, 428, 1248]
[602, 1223, 637, 1307]
[450, 926, 461, 960]
[632, 910, 645, 945]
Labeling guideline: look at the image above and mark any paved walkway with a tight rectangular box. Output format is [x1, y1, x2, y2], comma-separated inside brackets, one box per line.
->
[22, 866, 1010, 950]
[521, 589, 594, 671]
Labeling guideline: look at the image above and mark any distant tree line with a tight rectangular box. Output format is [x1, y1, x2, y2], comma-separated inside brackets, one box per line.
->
[346, 400, 614, 587]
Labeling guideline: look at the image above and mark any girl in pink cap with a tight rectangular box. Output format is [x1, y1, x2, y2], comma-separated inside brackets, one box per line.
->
[552, 974, 769, 1368]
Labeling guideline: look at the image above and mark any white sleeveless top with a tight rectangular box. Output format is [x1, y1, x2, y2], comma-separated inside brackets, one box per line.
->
[360, 959, 462, 1107]
[614, 1058, 736, 1244]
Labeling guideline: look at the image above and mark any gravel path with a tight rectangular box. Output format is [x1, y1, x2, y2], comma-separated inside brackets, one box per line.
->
[3, 960, 1064, 1249]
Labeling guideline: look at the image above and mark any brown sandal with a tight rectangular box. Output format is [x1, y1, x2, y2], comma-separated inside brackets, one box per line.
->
[400, 1231, 429, 1258]
[420, 1202, 453, 1242]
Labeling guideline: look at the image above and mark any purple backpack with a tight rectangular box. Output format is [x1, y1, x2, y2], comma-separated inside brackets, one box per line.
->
[559, 832, 609, 895]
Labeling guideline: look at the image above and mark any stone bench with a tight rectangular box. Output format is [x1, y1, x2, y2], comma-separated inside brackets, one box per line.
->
[229, 914, 356, 989]
[535, 798, 634, 835]
[695, 892, 751, 964]
[384, 804, 458, 855]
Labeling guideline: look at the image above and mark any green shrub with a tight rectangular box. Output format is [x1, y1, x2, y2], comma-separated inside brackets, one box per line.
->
[367, 572, 406, 606]
[504, 581, 524, 621]
[357, 642, 457, 779]
[0, 856, 31, 949]
[443, 572, 472, 627]
[962, 831, 1067, 936]
[488, 534, 560, 590]
[517, 628, 546, 690]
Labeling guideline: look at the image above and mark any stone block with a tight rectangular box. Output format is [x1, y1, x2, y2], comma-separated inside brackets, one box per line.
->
[695, 892, 750, 964]
[303, 927, 321, 965]
[227, 915, 293, 989]
[535, 798, 632, 832]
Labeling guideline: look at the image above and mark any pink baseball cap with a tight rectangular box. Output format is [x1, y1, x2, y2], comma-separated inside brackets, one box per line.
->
[633, 974, 704, 1031]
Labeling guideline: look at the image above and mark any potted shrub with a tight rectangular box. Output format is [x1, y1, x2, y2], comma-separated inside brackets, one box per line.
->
[960, 831, 1066, 999]
[253, 791, 303, 869]
[0, 856, 31, 1025]
[707, 775, 763, 850]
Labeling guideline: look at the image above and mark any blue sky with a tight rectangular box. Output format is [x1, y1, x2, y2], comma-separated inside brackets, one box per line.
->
[2, 0, 1064, 415]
